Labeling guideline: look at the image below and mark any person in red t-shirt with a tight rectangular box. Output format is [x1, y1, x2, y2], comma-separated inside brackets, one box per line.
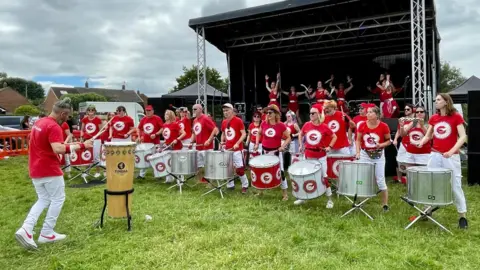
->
[15, 98, 93, 250]
[80, 105, 103, 177]
[191, 104, 219, 183]
[254, 104, 291, 201]
[246, 111, 262, 158]
[417, 93, 468, 229]
[356, 105, 391, 212]
[296, 103, 337, 207]
[401, 106, 430, 165]
[178, 107, 192, 148]
[109, 106, 135, 142]
[162, 109, 186, 183]
[137, 105, 164, 178]
[393, 104, 414, 183]
[220, 103, 249, 193]
[349, 103, 370, 155]
[323, 100, 351, 155]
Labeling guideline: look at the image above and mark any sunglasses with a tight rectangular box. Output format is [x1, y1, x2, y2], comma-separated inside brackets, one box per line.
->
[267, 111, 275, 115]
[193, 108, 198, 111]
[405, 108, 411, 111]
[310, 112, 317, 115]
[253, 115, 260, 118]
[416, 110, 425, 113]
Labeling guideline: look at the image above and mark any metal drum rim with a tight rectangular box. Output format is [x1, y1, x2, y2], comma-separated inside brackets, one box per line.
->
[406, 166, 453, 173]
[405, 198, 453, 206]
[288, 160, 321, 177]
[104, 142, 137, 146]
[249, 155, 280, 168]
[251, 183, 282, 190]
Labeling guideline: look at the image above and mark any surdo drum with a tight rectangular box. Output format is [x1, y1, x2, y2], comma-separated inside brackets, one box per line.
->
[70, 148, 93, 166]
[169, 150, 198, 175]
[148, 151, 172, 178]
[406, 167, 453, 206]
[249, 155, 281, 190]
[326, 154, 356, 179]
[134, 143, 155, 169]
[205, 150, 234, 180]
[338, 161, 376, 198]
[288, 160, 326, 200]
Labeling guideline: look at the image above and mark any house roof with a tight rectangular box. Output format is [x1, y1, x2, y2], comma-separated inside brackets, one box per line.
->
[161, 82, 228, 98]
[0, 87, 31, 112]
[50, 87, 145, 103]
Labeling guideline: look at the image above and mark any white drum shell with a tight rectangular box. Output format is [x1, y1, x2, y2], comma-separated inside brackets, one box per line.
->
[406, 166, 453, 206]
[288, 160, 326, 200]
[135, 143, 155, 169]
[338, 161, 377, 198]
[148, 151, 172, 178]
[169, 150, 198, 175]
[204, 151, 234, 180]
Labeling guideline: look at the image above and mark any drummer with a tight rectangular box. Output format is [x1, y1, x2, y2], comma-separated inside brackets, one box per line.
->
[254, 104, 290, 201]
[109, 106, 135, 142]
[136, 105, 164, 179]
[393, 104, 415, 183]
[246, 111, 262, 158]
[162, 109, 186, 183]
[297, 103, 337, 207]
[178, 107, 192, 148]
[324, 100, 351, 155]
[349, 103, 370, 155]
[220, 103, 249, 194]
[417, 93, 468, 229]
[80, 105, 103, 178]
[355, 105, 391, 212]
[400, 105, 430, 167]
[191, 104, 219, 184]
[285, 111, 301, 153]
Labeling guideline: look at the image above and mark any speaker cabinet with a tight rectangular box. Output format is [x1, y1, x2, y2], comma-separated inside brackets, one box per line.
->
[467, 154, 480, 185]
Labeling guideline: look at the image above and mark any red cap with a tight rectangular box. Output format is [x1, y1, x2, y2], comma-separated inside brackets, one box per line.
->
[312, 103, 323, 112]
[361, 103, 375, 109]
[145, 105, 153, 111]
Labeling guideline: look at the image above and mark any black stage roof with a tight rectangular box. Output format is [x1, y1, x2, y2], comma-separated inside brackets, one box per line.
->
[189, 0, 438, 61]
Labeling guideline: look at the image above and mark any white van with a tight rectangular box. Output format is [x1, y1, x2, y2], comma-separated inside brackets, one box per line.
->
[79, 102, 145, 126]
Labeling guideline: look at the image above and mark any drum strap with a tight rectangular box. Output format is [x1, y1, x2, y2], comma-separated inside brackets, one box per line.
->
[306, 148, 325, 152]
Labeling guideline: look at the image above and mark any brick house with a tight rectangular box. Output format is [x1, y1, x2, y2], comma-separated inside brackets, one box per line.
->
[0, 87, 31, 114]
[43, 82, 147, 113]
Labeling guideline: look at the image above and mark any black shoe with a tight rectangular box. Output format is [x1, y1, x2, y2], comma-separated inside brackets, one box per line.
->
[459, 217, 468, 229]
[383, 205, 390, 212]
[136, 175, 145, 179]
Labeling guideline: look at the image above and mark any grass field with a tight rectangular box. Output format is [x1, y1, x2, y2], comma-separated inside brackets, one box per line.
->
[1, 156, 479, 270]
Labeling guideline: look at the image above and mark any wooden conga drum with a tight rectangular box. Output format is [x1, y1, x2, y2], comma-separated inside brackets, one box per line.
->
[104, 141, 136, 218]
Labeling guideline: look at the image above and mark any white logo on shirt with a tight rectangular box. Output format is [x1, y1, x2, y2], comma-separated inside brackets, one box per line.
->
[114, 121, 125, 131]
[193, 122, 202, 135]
[143, 123, 154, 134]
[179, 122, 185, 130]
[225, 127, 236, 141]
[251, 128, 259, 137]
[85, 123, 96, 134]
[305, 130, 322, 145]
[328, 120, 340, 133]
[363, 133, 380, 148]
[163, 128, 171, 139]
[433, 121, 451, 140]
[265, 128, 276, 138]
[409, 131, 424, 143]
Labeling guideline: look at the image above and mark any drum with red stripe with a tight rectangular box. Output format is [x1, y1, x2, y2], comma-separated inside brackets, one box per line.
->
[70, 148, 93, 166]
[290, 153, 304, 165]
[148, 151, 172, 178]
[249, 155, 281, 190]
[326, 154, 356, 180]
[288, 160, 326, 200]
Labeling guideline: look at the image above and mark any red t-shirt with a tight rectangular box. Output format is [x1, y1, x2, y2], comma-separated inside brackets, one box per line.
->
[100, 121, 110, 143]
[110, 115, 135, 139]
[358, 121, 391, 150]
[28, 117, 64, 178]
[193, 114, 216, 151]
[325, 111, 349, 149]
[61, 122, 70, 141]
[221, 116, 245, 150]
[398, 121, 412, 147]
[301, 122, 334, 159]
[248, 122, 261, 144]
[178, 117, 192, 140]
[260, 121, 287, 149]
[352, 115, 367, 135]
[406, 126, 431, 154]
[138, 115, 164, 144]
[429, 113, 464, 154]
[162, 122, 183, 150]
[261, 114, 267, 122]
[81, 116, 102, 140]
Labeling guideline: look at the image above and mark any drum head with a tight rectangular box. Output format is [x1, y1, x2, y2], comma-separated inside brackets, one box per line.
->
[327, 154, 354, 158]
[407, 166, 452, 173]
[288, 160, 321, 176]
[249, 155, 279, 167]
[105, 141, 136, 146]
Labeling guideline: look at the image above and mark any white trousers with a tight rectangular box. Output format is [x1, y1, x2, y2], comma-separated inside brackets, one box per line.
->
[64, 154, 71, 173]
[396, 143, 407, 163]
[359, 150, 387, 190]
[22, 176, 66, 235]
[139, 144, 160, 177]
[427, 152, 467, 213]
[404, 152, 429, 165]
[330, 146, 351, 155]
[289, 139, 299, 154]
[227, 151, 249, 188]
[182, 138, 192, 150]
[92, 139, 102, 162]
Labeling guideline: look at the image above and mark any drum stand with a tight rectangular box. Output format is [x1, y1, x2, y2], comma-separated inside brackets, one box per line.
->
[100, 189, 135, 231]
[167, 174, 197, 194]
[400, 197, 453, 235]
[201, 177, 238, 199]
[341, 191, 382, 221]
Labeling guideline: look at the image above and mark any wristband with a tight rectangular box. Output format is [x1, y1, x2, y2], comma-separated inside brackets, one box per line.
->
[65, 144, 71, 154]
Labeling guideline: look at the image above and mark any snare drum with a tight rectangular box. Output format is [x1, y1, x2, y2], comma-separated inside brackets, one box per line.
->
[205, 150, 234, 180]
[169, 150, 198, 175]
[288, 160, 326, 200]
[134, 143, 155, 169]
[338, 161, 376, 198]
[406, 167, 453, 206]
[249, 155, 281, 190]
[70, 148, 93, 166]
[326, 154, 356, 179]
[148, 151, 172, 178]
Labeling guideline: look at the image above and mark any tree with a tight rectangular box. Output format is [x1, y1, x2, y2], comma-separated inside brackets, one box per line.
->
[14, 105, 41, 116]
[439, 61, 467, 93]
[170, 65, 228, 93]
[0, 75, 45, 100]
[61, 92, 108, 111]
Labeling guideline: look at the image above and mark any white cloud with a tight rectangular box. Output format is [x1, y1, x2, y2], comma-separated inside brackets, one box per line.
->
[37, 81, 74, 92]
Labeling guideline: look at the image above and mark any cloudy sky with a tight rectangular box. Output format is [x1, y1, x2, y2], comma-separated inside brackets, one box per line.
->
[0, 0, 478, 97]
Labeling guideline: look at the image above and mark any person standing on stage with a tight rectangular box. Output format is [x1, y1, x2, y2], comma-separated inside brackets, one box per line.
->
[393, 104, 414, 183]
[246, 111, 262, 159]
[296, 103, 337, 207]
[109, 106, 135, 142]
[80, 105, 102, 178]
[356, 105, 391, 212]
[281, 86, 305, 125]
[178, 107, 192, 148]
[308, 81, 331, 105]
[15, 98, 93, 250]
[191, 104, 219, 184]
[401, 105, 430, 166]
[329, 75, 354, 114]
[220, 103, 249, 194]
[417, 93, 468, 229]
[265, 73, 281, 108]
[324, 100, 351, 155]
[254, 104, 290, 201]
[137, 105, 164, 179]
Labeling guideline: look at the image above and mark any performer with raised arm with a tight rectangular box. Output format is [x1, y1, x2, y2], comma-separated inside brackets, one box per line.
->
[308, 81, 331, 105]
[246, 111, 262, 158]
[220, 103, 249, 194]
[191, 104, 219, 184]
[368, 73, 401, 118]
[296, 103, 337, 208]
[265, 73, 281, 108]
[136, 105, 164, 179]
[329, 75, 354, 114]
[356, 105, 391, 212]
[254, 104, 290, 201]
[323, 100, 351, 155]
[281, 86, 305, 124]
[393, 104, 415, 183]
[417, 93, 468, 229]
[285, 111, 301, 154]
[300, 84, 315, 107]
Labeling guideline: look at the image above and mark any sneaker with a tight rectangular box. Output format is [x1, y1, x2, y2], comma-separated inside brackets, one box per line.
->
[136, 175, 145, 179]
[459, 217, 468, 229]
[241, 187, 248, 194]
[15, 227, 37, 250]
[294, 200, 305, 205]
[38, 232, 67, 244]
[383, 205, 390, 212]
[200, 177, 208, 184]
[326, 200, 334, 209]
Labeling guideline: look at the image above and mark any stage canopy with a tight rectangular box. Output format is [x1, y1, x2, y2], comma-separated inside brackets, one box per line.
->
[448, 76, 480, 104]
[161, 82, 227, 99]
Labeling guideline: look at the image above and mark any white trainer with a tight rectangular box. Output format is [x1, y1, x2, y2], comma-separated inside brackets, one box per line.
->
[94, 173, 101, 178]
[294, 200, 305, 205]
[38, 232, 67, 244]
[326, 200, 334, 209]
[15, 227, 38, 250]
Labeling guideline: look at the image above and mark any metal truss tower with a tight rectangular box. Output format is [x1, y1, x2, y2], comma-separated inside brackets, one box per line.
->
[196, 27, 207, 112]
[411, 0, 427, 108]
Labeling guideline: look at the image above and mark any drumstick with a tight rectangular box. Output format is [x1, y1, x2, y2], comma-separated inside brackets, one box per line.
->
[87, 117, 116, 142]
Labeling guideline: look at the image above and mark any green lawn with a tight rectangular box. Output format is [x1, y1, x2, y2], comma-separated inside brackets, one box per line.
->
[1, 156, 479, 270]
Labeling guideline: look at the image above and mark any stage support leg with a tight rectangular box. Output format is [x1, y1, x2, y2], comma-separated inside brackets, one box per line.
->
[411, 0, 427, 108]
[196, 27, 207, 112]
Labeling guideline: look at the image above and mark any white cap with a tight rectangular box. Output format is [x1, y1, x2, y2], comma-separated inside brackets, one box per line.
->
[222, 103, 234, 109]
